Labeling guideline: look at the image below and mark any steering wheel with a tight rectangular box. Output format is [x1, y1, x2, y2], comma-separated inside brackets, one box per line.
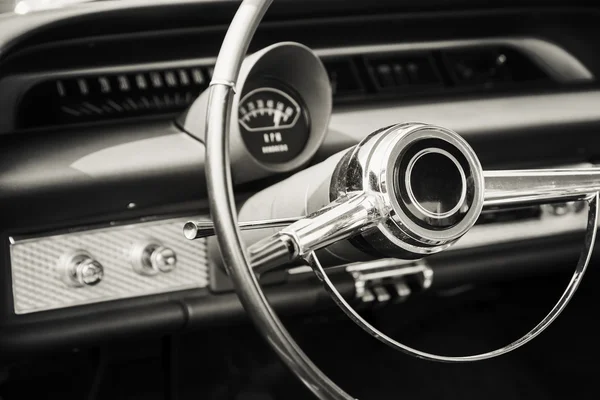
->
[203, 0, 600, 398]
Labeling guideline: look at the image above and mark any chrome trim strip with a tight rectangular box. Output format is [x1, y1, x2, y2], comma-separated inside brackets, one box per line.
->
[9, 215, 191, 244]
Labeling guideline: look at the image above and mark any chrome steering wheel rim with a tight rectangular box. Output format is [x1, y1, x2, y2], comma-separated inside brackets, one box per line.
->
[205, 0, 599, 397]
[305, 192, 598, 362]
[205, 1, 354, 399]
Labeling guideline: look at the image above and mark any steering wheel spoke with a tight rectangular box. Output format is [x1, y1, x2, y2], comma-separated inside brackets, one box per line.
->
[484, 168, 600, 207]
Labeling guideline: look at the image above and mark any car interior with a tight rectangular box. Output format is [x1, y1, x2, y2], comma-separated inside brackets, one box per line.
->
[2, 0, 600, 399]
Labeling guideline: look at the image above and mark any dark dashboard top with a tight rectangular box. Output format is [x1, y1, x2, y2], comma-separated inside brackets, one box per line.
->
[1, 0, 600, 54]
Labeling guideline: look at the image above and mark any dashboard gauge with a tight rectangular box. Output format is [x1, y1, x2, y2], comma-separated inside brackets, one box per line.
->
[238, 84, 310, 164]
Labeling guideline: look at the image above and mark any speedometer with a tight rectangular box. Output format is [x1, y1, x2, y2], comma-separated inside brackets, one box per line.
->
[238, 84, 310, 164]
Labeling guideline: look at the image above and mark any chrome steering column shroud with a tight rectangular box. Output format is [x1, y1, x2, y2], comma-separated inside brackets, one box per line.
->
[238, 122, 487, 268]
[218, 122, 485, 276]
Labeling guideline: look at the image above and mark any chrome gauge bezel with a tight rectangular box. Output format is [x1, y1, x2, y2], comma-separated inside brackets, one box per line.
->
[229, 42, 332, 174]
[238, 87, 302, 132]
[236, 80, 312, 164]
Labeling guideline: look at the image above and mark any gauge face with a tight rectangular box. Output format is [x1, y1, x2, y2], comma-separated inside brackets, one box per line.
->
[238, 85, 310, 164]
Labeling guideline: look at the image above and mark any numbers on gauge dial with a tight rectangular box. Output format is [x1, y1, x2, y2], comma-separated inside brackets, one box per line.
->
[238, 88, 301, 132]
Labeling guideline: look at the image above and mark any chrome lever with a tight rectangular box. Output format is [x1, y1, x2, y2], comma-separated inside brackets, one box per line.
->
[183, 216, 303, 240]
[184, 193, 386, 276]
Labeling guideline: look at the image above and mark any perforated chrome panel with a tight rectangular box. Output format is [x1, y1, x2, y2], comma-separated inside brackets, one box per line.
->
[9, 217, 208, 314]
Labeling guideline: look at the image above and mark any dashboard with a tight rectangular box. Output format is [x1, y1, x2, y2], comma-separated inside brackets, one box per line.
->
[1, 0, 600, 356]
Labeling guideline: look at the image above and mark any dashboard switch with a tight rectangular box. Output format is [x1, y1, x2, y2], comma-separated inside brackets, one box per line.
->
[404, 58, 440, 85]
[392, 63, 408, 85]
[367, 54, 440, 91]
[375, 64, 395, 88]
[151, 246, 177, 273]
[58, 250, 104, 288]
[324, 59, 363, 97]
[442, 47, 548, 87]
[131, 240, 177, 276]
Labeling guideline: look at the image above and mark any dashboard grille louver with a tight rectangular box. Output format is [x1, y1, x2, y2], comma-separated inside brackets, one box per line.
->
[364, 53, 443, 91]
[322, 58, 365, 99]
[322, 46, 551, 105]
[17, 66, 212, 129]
[16, 46, 552, 130]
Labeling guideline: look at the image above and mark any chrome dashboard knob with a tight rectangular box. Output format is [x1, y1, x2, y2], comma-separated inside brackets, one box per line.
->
[131, 240, 177, 276]
[150, 246, 177, 273]
[58, 250, 104, 287]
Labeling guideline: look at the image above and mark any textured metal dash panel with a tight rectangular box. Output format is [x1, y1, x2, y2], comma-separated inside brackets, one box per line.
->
[10, 217, 208, 314]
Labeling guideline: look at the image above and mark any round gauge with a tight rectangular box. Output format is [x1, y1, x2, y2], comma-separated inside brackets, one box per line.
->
[238, 84, 310, 164]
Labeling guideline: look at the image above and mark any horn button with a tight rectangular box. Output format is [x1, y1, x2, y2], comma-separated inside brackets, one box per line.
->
[395, 138, 475, 230]
[408, 150, 466, 215]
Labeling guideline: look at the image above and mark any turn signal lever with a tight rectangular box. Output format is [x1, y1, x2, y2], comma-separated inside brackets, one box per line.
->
[185, 123, 600, 274]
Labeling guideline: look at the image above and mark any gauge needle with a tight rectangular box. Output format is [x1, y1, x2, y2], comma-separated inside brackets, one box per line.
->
[273, 110, 282, 127]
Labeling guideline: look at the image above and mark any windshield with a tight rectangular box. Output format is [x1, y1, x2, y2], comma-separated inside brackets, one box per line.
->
[3, 0, 95, 14]
[0, 0, 15, 13]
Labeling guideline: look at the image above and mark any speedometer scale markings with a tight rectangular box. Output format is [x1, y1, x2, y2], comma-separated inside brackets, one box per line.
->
[239, 88, 301, 132]
[238, 85, 310, 164]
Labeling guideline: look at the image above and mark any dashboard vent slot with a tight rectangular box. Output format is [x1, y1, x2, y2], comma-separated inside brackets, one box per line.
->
[364, 53, 442, 92]
[16, 66, 211, 129]
[323, 46, 553, 106]
[441, 46, 548, 87]
[14, 45, 556, 130]
[477, 205, 542, 225]
[323, 58, 364, 99]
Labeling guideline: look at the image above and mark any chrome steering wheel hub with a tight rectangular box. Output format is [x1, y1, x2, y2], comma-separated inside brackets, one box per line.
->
[406, 148, 467, 219]
[329, 123, 485, 258]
